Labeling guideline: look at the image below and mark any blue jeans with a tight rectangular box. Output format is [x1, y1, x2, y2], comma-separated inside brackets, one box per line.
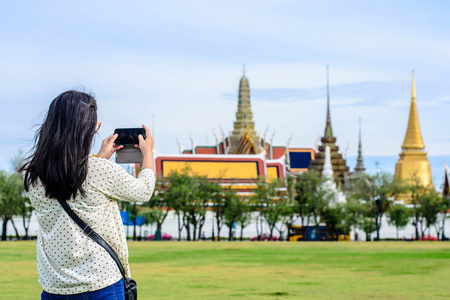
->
[41, 279, 124, 300]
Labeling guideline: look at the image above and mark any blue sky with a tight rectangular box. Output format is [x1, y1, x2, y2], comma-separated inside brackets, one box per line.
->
[0, 1, 449, 186]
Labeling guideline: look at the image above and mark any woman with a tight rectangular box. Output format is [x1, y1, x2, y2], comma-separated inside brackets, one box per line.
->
[20, 90, 155, 299]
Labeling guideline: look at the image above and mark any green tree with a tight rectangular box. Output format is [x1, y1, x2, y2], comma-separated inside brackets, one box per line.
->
[142, 179, 171, 236]
[9, 151, 33, 240]
[0, 171, 22, 240]
[235, 203, 252, 241]
[279, 176, 297, 240]
[251, 178, 270, 238]
[275, 201, 295, 241]
[223, 187, 241, 241]
[292, 171, 323, 240]
[293, 171, 319, 226]
[348, 172, 403, 240]
[181, 173, 203, 241]
[440, 191, 450, 240]
[420, 189, 441, 239]
[196, 177, 221, 240]
[407, 174, 436, 240]
[163, 168, 192, 241]
[360, 216, 376, 241]
[210, 181, 229, 241]
[8, 173, 28, 239]
[311, 184, 327, 241]
[387, 204, 411, 240]
[321, 204, 345, 241]
[343, 198, 365, 241]
[261, 180, 291, 240]
[163, 168, 229, 241]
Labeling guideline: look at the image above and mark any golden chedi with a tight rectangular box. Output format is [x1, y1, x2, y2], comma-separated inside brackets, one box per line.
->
[395, 71, 432, 195]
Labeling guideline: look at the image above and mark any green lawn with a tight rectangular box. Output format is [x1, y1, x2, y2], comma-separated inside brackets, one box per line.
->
[0, 241, 449, 299]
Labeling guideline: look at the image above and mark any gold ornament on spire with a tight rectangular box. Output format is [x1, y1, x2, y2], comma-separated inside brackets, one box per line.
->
[233, 130, 256, 154]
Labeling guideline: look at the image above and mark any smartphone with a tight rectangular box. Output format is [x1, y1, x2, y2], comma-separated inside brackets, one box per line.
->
[114, 128, 146, 146]
[114, 128, 145, 164]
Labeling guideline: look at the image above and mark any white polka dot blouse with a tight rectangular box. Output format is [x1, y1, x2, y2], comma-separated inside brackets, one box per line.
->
[27, 156, 156, 295]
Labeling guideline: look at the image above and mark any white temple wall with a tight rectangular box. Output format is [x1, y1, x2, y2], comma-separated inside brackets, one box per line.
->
[3, 211, 450, 241]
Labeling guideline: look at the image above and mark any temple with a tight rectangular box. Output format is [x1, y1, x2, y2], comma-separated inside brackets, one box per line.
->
[153, 70, 315, 195]
[308, 67, 349, 186]
[395, 71, 433, 193]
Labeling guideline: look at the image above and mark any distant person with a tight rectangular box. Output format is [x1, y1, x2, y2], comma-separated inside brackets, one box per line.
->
[20, 90, 156, 299]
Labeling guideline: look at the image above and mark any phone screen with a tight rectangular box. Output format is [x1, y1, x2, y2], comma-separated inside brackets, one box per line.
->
[114, 128, 146, 145]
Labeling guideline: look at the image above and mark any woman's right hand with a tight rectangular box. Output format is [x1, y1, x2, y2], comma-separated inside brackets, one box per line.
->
[136, 124, 153, 157]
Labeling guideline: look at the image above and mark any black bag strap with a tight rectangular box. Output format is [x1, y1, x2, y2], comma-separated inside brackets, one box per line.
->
[59, 200, 128, 281]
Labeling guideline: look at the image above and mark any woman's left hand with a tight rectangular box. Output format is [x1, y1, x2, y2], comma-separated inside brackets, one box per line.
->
[97, 133, 123, 159]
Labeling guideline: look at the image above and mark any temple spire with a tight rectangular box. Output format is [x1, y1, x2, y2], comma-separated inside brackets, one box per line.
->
[354, 117, 366, 173]
[309, 65, 348, 187]
[401, 70, 425, 150]
[324, 65, 333, 139]
[228, 70, 261, 154]
[395, 71, 433, 200]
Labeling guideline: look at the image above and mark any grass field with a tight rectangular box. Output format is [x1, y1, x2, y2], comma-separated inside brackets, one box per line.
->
[0, 241, 449, 299]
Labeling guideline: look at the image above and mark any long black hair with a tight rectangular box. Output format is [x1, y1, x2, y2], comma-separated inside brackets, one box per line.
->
[20, 90, 98, 202]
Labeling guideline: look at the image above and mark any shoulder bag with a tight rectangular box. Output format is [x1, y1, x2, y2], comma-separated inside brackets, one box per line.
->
[59, 201, 137, 300]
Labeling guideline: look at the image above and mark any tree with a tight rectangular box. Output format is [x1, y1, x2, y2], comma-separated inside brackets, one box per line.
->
[196, 178, 220, 240]
[8, 173, 28, 240]
[251, 178, 270, 239]
[279, 176, 297, 240]
[7, 151, 33, 240]
[361, 216, 376, 241]
[321, 204, 345, 241]
[0, 171, 22, 240]
[275, 200, 295, 241]
[348, 172, 403, 240]
[407, 173, 434, 240]
[311, 183, 327, 241]
[420, 189, 441, 239]
[235, 202, 252, 241]
[440, 191, 450, 240]
[184, 175, 210, 241]
[176, 172, 202, 241]
[223, 187, 241, 241]
[163, 168, 193, 241]
[142, 179, 171, 235]
[210, 180, 228, 241]
[292, 171, 323, 240]
[387, 204, 411, 240]
[261, 180, 291, 240]
[343, 198, 365, 241]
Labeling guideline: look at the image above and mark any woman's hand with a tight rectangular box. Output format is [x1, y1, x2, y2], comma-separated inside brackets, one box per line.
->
[135, 124, 154, 157]
[97, 133, 123, 159]
[135, 124, 154, 170]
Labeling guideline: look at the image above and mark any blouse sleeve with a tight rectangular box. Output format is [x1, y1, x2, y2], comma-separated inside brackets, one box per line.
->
[111, 167, 156, 203]
[92, 158, 156, 203]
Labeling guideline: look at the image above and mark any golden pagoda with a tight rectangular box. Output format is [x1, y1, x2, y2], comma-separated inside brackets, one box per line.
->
[395, 71, 432, 192]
